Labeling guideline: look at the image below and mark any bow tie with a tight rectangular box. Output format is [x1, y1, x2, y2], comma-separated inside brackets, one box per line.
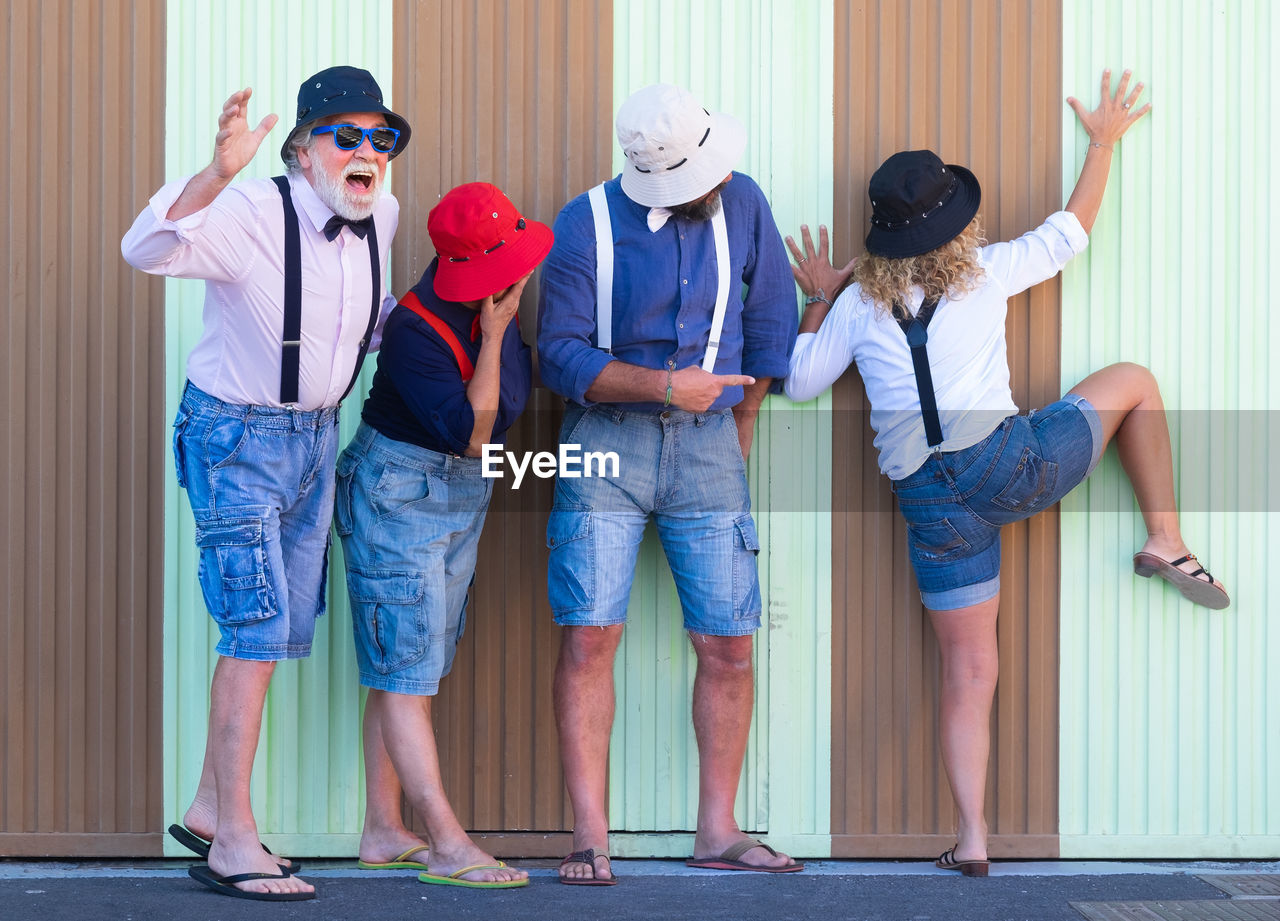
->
[323, 215, 373, 241]
[647, 207, 674, 233]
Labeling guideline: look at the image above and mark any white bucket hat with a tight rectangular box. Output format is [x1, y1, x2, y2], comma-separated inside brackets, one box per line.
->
[616, 84, 747, 208]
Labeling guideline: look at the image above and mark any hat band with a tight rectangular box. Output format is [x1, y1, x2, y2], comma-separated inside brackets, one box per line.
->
[445, 218, 528, 262]
[630, 121, 713, 174]
[870, 173, 960, 230]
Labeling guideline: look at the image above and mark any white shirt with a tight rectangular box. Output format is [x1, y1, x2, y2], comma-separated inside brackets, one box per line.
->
[121, 172, 399, 410]
[786, 211, 1089, 479]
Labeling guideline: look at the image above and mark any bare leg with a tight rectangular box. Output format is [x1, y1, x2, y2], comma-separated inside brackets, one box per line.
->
[364, 689, 525, 884]
[928, 595, 1000, 864]
[202, 656, 314, 897]
[1069, 362, 1227, 593]
[358, 691, 428, 865]
[553, 625, 623, 881]
[688, 632, 794, 869]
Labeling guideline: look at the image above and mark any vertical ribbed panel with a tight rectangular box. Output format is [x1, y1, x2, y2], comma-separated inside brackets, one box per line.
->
[608, 0, 833, 848]
[162, 0, 395, 855]
[390, 0, 612, 840]
[0, 0, 166, 856]
[1059, 0, 1280, 857]
[830, 0, 1063, 857]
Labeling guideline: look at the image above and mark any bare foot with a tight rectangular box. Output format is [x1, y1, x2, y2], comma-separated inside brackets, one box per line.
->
[558, 845, 614, 882]
[691, 831, 798, 870]
[357, 826, 431, 867]
[207, 832, 315, 897]
[424, 840, 528, 885]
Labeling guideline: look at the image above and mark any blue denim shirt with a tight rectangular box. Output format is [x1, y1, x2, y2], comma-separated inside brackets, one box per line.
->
[361, 260, 532, 455]
[537, 173, 797, 411]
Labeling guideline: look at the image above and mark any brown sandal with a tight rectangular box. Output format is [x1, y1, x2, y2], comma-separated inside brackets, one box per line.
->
[1133, 552, 1230, 610]
[558, 848, 618, 886]
[935, 846, 989, 877]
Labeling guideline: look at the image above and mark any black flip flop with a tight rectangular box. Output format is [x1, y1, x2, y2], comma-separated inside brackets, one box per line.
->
[187, 864, 315, 901]
[558, 848, 619, 886]
[168, 824, 302, 872]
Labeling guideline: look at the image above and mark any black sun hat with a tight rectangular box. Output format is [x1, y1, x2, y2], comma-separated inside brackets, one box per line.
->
[279, 65, 412, 163]
[864, 150, 981, 258]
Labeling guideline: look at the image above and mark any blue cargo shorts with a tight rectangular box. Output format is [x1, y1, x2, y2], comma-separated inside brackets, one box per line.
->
[334, 422, 493, 695]
[172, 381, 339, 660]
[546, 404, 762, 636]
[891, 393, 1104, 611]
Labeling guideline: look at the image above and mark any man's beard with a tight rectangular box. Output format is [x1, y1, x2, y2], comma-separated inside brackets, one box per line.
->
[666, 183, 726, 222]
[312, 158, 383, 220]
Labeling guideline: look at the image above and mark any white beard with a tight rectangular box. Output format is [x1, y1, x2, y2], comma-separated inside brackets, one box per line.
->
[311, 158, 383, 220]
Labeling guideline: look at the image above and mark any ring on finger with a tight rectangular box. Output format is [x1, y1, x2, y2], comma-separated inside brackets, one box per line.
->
[1123, 103, 1130, 109]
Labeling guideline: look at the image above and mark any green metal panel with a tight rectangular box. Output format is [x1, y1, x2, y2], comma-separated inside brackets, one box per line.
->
[162, 0, 395, 856]
[1059, 0, 1279, 857]
[608, 0, 833, 853]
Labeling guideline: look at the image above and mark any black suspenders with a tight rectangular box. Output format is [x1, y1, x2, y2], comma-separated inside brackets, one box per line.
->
[896, 297, 944, 448]
[271, 175, 381, 405]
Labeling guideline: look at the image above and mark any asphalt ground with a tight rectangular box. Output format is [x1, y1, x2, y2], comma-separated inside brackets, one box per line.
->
[3, 859, 1278, 921]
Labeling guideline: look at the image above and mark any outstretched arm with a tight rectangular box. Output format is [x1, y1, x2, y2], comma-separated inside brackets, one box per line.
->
[1065, 69, 1151, 234]
[785, 224, 857, 334]
[166, 87, 279, 221]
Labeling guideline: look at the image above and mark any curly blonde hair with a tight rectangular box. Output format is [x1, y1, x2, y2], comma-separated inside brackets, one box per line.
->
[851, 217, 988, 320]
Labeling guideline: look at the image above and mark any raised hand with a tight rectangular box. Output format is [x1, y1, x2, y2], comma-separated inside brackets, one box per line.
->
[784, 224, 856, 301]
[1067, 69, 1150, 149]
[210, 88, 279, 182]
[479, 272, 531, 338]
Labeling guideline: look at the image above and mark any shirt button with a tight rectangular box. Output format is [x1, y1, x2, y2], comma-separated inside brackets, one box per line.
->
[678, 323, 684, 329]
[682, 279, 688, 284]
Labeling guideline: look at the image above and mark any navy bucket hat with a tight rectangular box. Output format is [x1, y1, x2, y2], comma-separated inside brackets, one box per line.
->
[864, 150, 981, 258]
[280, 65, 412, 163]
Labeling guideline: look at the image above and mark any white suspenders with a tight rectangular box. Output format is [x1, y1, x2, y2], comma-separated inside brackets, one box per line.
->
[588, 183, 731, 372]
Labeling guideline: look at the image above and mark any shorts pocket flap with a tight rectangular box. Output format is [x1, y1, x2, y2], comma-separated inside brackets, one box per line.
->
[346, 569, 424, 605]
[193, 507, 269, 548]
[733, 513, 760, 554]
[547, 506, 592, 549]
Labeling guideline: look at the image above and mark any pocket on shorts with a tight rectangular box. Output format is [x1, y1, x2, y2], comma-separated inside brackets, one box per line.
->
[373, 460, 433, 521]
[171, 404, 192, 490]
[333, 448, 361, 538]
[906, 517, 972, 562]
[193, 508, 279, 626]
[346, 568, 428, 674]
[991, 446, 1059, 514]
[546, 505, 594, 613]
[731, 513, 762, 619]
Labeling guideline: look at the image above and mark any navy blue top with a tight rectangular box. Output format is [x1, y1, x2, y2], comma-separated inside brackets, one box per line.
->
[361, 259, 532, 455]
[536, 172, 797, 411]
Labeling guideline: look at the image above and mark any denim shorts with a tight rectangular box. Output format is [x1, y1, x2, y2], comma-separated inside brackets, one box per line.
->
[333, 422, 494, 695]
[172, 381, 339, 660]
[546, 404, 762, 636]
[890, 394, 1103, 611]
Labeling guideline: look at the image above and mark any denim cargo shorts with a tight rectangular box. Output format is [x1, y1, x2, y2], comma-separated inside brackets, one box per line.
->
[334, 422, 494, 695]
[172, 381, 339, 660]
[546, 404, 762, 636]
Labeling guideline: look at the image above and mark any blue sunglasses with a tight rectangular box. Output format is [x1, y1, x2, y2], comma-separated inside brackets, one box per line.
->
[311, 124, 400, 153]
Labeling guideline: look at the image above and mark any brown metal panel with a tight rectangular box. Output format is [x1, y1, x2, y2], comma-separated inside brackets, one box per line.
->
[830, 0, 1063, 858]
[0, 0, 166, 855]
[391, 0, 613, 834]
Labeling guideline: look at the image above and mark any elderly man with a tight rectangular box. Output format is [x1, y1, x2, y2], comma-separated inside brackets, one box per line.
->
[122, 66, 410, 901]
[537, 84, 802, 884]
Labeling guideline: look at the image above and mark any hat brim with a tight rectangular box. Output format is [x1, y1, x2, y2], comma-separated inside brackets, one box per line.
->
[619, 111, 747, 208]
[864, 163, 981, 258]
[432, 218, 555, 303]
[280, 105, 412, 164]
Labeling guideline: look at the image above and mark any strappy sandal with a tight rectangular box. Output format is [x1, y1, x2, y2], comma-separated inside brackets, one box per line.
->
[935, 846, 989, 877]
[1133, 552, 1230, 610]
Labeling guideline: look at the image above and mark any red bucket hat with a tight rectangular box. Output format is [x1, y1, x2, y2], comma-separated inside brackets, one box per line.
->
[428, 183, 554, 302]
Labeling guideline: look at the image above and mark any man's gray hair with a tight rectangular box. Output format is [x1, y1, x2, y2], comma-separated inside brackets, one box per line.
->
[282, 126, 316, 174]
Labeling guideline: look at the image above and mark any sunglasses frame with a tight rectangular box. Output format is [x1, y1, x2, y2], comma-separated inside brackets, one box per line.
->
[310, 124, 401, 153]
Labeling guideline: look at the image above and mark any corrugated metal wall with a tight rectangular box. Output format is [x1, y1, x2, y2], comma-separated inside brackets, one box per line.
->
[1057, 0, 1280, 857]
[390, 0, 613, 850]
[828, 0, 1064, 858]
[1, 0, 167, 856]
[162, 0, 397, 857]
[607, 0, 834, 855]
